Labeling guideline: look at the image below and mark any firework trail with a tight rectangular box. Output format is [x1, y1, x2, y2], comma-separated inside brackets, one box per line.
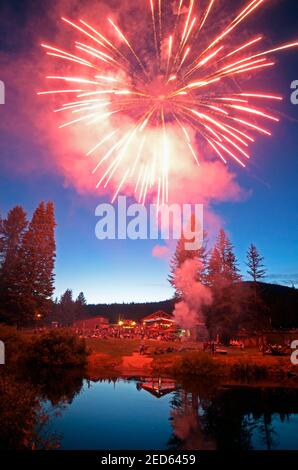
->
[38, 0, 298, 204]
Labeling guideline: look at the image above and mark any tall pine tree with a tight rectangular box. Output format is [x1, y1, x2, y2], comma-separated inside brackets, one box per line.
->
[207, 229, 241, 285]
[75, 292, 87, 320]
[206, 246, 222, 287]
[0, 206, 28, 324]
[245, 244, 268, 330]
[205, 229, 242, 342]
[58, 289, 77, 326]
[246, 244, 266, 282]
[19, 202, 56, 323]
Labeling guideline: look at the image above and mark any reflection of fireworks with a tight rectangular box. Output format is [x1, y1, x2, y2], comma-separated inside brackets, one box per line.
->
[39, 0, 298, 203]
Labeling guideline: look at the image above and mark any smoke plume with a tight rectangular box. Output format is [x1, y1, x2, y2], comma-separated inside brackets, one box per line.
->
[173, 258, 212, 329]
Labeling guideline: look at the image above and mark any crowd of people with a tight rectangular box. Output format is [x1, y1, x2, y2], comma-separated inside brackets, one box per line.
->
[73, 324, 179, 342]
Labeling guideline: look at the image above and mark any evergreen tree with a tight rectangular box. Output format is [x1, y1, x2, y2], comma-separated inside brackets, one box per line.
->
[205, 229, 242, 342]
[245, 244, 267, 330]
[206, 246, 222, 287]
[75, 292, 87, 320]
[246, 244, 266, 282]
[0, 206, 28, 324]
[18, 202, 56, 323]
[0, 206, 28, 267]
[76, 292, 87, 306]
[216, 228, 241, 282]
[58, 289, 77, 326]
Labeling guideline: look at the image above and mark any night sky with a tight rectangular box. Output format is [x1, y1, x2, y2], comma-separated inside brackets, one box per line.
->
[0, 0, 298, 303]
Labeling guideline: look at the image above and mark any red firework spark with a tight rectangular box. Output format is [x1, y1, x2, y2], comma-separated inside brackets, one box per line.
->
[38, 0, 298, 204]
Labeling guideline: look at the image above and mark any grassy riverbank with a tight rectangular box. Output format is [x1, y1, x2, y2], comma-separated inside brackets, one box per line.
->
[85, 337, 298, 383]
[1, 325, 297, 383]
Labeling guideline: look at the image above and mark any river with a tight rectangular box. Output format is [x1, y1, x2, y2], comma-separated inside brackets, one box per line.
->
[39, 376, 298, 450]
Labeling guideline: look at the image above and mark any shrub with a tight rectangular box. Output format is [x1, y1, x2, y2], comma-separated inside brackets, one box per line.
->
[25, 329, 88, 368]
[171, 351, 219, 377]
[0, 323, 30, 368]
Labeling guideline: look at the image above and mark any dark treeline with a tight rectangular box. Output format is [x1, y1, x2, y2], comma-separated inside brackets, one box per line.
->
[66, 284, 297, 329]
[48, 295, 175, 325]
[85, 299, 176, 324]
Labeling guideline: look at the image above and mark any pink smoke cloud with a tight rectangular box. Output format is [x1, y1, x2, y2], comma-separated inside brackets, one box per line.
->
[173, 258, 212, 329]
[152, 244, 170, 258]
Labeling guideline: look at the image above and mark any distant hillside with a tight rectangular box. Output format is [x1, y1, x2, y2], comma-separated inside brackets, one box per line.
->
[250, 281, 298, 328]
[85, 299, 175, 324]
[84, 282, 298, 328]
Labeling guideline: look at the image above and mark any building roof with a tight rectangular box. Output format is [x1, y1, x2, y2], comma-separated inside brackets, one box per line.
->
[73, 316, 109, 328]
[142, 311, 175, 323]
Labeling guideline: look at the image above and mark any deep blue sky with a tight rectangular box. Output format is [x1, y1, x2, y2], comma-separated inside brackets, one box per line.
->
[0, 0, 298, 303]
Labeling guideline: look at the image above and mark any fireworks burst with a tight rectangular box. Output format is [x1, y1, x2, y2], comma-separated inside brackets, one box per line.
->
[38, 0, 298, 204]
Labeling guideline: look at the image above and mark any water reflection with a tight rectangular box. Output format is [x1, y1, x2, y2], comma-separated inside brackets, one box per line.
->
[136, 377, 176, 398]
[0, 367, 85, 450]
[32, 368, 85, 449]
[169, 387, 216, 450]
[29, 368, 85, 405]
[141, 379, 297, 450]
[39, 376, 298, 450]
[200, 386, 298, 450]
